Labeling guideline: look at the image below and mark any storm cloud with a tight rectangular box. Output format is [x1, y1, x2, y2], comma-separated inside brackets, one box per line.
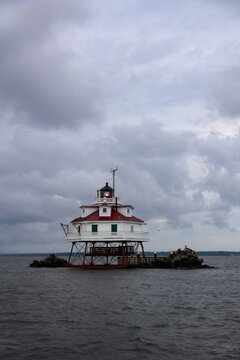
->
[0, 0, 103, 128]
[1, 0, 240, 253]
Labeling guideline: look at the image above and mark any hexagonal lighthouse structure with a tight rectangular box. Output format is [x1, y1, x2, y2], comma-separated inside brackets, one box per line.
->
[61, 170, 149, 268]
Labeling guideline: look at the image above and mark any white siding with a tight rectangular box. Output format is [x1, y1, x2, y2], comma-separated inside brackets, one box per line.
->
[67, 220, 149, 242]
[99, 205, 112, 217]
[121, 222, 142, 232]
[81, 207, 96, 217]
[118, 207, 132, 217]
[72, 221, 142, 233]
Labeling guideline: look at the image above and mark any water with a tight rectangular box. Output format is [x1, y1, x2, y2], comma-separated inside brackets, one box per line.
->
[0, 256, 240, 360]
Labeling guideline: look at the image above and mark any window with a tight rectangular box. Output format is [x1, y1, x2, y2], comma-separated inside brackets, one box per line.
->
[78, 225, 81, 233]
[127, 208, 130, 213]
[92, 224, 98, 233]
[82, 209, 85, 214]
[103, 208, 107, 213]
[131, 225, 134, 232]
[111, 224, 117, 233]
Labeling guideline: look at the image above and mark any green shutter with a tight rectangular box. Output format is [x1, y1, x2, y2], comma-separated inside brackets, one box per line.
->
[78, 225, 81, 233]
[92, 224, 98, 233]
[111, 224, 117, 233]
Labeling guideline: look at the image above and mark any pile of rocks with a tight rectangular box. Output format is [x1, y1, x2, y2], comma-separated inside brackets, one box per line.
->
[145, 247, 214, 269]
[166, 247, 203, 268]
[30, 254, 67, 267]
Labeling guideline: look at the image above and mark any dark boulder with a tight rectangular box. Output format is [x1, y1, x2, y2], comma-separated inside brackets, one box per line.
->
[147, 247, 216, 269]
[167, 247, 203, 268]
[30, 254, 67, 267]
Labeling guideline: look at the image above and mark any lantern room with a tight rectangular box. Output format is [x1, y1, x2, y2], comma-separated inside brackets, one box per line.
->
[99, 182, 113, 198]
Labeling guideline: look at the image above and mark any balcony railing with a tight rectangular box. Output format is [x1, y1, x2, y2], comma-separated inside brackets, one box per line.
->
[65, 230, 149, 242]
[92, 197, 121, 205]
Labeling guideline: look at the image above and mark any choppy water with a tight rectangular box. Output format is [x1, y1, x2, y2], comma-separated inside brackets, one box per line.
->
[0, 256, 240, 360]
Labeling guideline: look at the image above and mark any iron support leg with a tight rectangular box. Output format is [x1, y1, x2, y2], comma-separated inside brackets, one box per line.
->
[140, 242, 146, 263]
[67, 242, 75, 265]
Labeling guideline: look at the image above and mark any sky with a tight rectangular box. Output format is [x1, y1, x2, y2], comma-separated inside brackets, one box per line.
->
[1, 0, 240, 253]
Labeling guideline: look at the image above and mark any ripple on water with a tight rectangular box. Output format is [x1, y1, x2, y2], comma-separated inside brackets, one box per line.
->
[0, 256, 240, 360]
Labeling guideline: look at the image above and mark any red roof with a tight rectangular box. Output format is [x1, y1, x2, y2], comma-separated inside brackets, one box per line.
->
[80, 205, 97, 208]
[71, 209, 144, 223]
[117, 205, 134, 209]
[80, 205, 134, 209]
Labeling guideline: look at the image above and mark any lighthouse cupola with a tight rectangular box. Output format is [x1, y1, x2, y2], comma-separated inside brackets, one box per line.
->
[100, 182, 113, 198]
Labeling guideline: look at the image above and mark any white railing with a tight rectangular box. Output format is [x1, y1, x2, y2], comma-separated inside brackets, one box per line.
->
[92, 197, 122, 205]
[65, 230, 149, 242]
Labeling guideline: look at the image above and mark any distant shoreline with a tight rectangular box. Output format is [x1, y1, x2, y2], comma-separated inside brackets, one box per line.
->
[0, 251, 240, 257]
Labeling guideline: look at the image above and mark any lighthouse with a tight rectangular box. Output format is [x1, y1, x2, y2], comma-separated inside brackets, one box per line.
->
[61, 171, 149, 268]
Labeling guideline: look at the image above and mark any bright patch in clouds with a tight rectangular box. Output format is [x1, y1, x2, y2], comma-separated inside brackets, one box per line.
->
[152, 219, 168, 224]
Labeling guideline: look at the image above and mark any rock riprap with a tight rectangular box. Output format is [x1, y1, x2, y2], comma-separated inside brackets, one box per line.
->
[167, 247, 204, 268]
[144, 247, 215, 269]
[30, 254, 67, 267]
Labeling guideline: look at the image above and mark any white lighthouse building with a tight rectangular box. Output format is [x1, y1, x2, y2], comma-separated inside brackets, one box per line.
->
[61, 174, 149, 268]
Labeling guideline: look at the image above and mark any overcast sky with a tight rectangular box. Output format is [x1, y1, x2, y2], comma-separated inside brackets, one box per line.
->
[1, 0, 240, 253]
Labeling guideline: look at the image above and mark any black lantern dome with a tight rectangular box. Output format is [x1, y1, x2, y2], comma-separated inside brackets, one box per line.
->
[100, 182, 113, 198]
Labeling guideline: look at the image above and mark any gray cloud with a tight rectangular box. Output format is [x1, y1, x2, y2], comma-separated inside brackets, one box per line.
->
[1, 0, 240, 252]
[0, 0, 104, 129]
[2, 120, 239, 229]
[209, 66, 240, 119]
[204, 211, 235, 231]
[1, 119, 240, 252]
[0, 0, 89, 45]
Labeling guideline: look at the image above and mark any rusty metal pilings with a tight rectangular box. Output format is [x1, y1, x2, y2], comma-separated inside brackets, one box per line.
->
[67, 264, 129, 269]
[140, 241, 146, 262]
[67, 242, 82, 266]
[67, 242, 74, 265]
[90, 241, 94, 265]
[67, 241, 87, 266]
[82, 242, 88, 266]
[106, 242, 108, 265]
[66, 240, 147, 268]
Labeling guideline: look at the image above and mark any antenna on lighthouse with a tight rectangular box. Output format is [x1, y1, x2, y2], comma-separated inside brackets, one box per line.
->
[110, 166, 118, 197]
